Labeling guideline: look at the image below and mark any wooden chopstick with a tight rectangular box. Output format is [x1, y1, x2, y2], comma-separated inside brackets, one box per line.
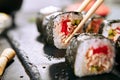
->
[65, 0, 104, 44]
[76, 0, 91, 12]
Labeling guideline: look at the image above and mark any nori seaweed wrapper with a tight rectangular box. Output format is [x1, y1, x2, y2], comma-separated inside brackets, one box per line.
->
[44, 16, 55, 45]
[115, 36, 120, 64]
[36, 11, 62, 45]
[36, 12, 44, 33]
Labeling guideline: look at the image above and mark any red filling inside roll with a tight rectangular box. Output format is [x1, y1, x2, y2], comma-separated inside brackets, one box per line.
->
[92, 46, 108, 55]
[61, 19, 70, 35]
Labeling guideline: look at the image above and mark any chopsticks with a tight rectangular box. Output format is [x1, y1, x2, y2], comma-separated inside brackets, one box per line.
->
[0, 48, 16, 75]
[76, 0, 91, 12]
[64, 0, 104, 44]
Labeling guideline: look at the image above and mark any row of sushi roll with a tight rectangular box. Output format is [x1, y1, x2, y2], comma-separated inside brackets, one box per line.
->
[36, 5, 120, 77]
[36, 7, 104, 49]
[65, 18, 120, 77]
[36, 0, 110, 35]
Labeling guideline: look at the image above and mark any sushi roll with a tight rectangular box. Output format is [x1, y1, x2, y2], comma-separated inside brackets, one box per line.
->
[102, 19, 120, 64]
[102, 19, 120, 42]
[84, 14, 104, 33]
[65, 33, 115, 77]
[45, 11, 83, 49]
[36, 6, 61, 34]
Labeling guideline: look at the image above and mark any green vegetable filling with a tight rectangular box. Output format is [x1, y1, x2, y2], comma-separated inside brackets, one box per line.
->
[71, 20, 81, 26]
[90, 65, 100, 72]
[108, 29, 116, 39]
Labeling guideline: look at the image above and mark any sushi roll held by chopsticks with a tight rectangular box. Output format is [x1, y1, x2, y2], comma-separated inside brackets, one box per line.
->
[64, 0, 104, 44]
[65, 33, 115, 77]
[44, 11, 83, 47]
[45, 0, 104, 49]
[52, 11, 83, 48]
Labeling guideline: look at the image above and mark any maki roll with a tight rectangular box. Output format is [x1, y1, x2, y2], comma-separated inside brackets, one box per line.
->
[45, 11, 83, 49]
[84, 14, 104, 33]
[65, 33, 115, 77]
[102, 19, 120, 64]
[102, 19, 120, 42]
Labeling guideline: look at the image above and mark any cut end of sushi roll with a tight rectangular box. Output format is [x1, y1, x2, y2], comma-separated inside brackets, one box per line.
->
[75, 37, 115, 77]
[66, 33, 115, 77]
[102, 20, 120, 42]
[53, 11, 83, 49]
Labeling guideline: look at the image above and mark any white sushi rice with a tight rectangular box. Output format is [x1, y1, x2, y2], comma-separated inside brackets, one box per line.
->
[74, 38, 115, 77]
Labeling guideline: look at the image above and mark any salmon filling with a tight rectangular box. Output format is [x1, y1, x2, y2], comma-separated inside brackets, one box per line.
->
[86, 18, 103, 33]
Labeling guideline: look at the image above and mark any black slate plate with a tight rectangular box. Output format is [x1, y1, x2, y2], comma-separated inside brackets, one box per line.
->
[6, 12, 120, 80]
[49, 62, 120, 80]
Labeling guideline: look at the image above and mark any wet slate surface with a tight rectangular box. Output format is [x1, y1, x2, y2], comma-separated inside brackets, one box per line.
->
[6, 11, 120, 80]
[0, 35, 30, 80]
[6, 18, 120, 80]
[7, 12, 66, 80]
